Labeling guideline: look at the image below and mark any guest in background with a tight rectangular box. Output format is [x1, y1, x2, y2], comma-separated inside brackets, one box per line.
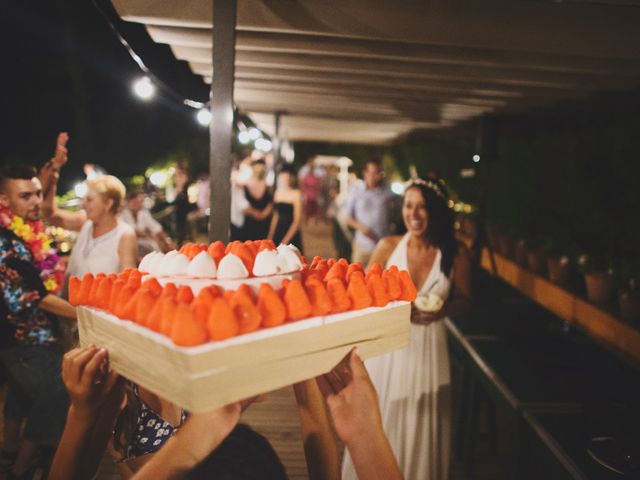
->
[300, 157, 321, 227]
[121, 190, 175, 258]
[343, 158, 395, 266]
[172, 164, 197, 244]
[44, 174, 136, 277]
[268, 164, 303, 252]
[83, 163, 107, 180]
[242, 159, 273, 241]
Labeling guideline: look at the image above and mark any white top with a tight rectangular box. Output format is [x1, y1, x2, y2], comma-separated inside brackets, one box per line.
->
[120, 208, 162, 235]
[67, 220, 134, 277]
[230, 185, 249, 227]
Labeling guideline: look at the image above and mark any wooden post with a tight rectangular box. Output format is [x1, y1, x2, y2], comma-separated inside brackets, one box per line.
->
[208, 0, 237, 242]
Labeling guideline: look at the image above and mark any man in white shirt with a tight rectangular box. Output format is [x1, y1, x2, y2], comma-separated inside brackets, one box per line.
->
[120, 190, 174, 257]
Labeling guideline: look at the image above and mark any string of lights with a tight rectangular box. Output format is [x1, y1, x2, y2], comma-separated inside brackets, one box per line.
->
[90, 0, 273, 149]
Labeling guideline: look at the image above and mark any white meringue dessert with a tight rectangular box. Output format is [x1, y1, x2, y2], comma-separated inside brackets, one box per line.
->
[158, 252, 190, 276]
[217, 253, 249, 279]
[252, 249, 280, 277]
[187, 251, 217, 278]
[277, 246, 303, 273]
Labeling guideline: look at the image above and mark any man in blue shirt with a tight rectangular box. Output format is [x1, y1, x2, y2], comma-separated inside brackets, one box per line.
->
[343, 159, 395, 267]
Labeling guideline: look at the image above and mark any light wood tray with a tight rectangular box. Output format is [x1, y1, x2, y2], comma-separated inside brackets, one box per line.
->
[78, 302, 410, 411]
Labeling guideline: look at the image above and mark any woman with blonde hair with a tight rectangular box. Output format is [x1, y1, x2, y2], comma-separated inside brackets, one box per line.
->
[45, 174, 137, 276]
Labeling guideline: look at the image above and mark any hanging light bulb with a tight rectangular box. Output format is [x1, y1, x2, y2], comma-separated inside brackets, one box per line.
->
[196, 108, 212, 126]
[238, 130, 251, 144]
[248, 127, 261, 140]
[133, 76, 155, 100]
[255, 138, 273, 152]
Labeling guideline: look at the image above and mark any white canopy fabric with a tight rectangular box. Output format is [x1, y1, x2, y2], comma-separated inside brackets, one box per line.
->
[112, 0, 640, 144]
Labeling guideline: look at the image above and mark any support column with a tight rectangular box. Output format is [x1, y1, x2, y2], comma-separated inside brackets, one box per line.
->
[209, 0, 237, 242]
[273, 110, 283, 170]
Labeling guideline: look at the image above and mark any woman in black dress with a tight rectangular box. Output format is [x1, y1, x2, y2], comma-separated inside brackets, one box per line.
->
[242, 160, 273, 240]
[268, 164, 303, 253]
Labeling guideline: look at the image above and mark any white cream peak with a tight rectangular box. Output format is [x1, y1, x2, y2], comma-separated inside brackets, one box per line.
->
[277, 245, 302, 273]
[147, 252, 165, 276]
[253, 249, 280, 276]
[159, 252, 190, 275]
[138, 251, 156, 272]
[217, 253, 249, 279]
[187, 251, 217, 278]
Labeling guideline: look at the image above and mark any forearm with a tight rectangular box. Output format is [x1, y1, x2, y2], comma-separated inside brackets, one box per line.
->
[49, 407, 102, 480]
[437, 296, 471, 320]
[40, 294, 77, 319]
[267, 213, 278, 240]
[345, 216, 361, 231]
[132, 413, 237, 480]
[345, 430, 402, 480]
[281, 222, 299, 245]
[293, 381, 340, 480]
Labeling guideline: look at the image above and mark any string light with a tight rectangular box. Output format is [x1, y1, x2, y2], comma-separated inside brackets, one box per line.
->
[248, 127, 262, 140]
[196, 108, 212, 126]
[133, 76, 155, 100]
[238, 131, 251, 144]
[91, 0, 275, 144]
[255, 138, 273, 152]
[92, 0, 204, 110]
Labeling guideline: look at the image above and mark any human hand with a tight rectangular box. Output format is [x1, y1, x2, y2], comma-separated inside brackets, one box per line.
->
[410, 304, 439, 325]
[316, 349, 382, 445]
[51, 132, 69, 169]
[360, 226, 379, 242]
[62, 346, 124, 421]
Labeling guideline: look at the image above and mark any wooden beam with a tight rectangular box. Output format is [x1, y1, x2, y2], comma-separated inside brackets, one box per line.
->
[147, 25, 640, 77]
[171, 46, 636, 91]
[113, 0, 640, 58]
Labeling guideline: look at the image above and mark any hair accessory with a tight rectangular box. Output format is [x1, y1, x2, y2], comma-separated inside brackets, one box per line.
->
[406, 177, 447, 200]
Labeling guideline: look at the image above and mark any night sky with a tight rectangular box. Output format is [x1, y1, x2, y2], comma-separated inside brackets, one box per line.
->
[2, 0, 210, 192]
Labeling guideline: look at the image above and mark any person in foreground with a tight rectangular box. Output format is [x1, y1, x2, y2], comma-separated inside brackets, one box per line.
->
[342, 178, 472, 480]
[0, 164, 76, 478]
[50, 346, 401, 479]
[316, 349, 403, 480]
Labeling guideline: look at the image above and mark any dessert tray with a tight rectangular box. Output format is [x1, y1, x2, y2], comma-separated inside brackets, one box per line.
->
[72, 240, 416, 411]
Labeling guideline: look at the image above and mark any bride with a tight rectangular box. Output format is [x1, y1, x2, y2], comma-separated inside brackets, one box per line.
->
[342, 178, 472, 480]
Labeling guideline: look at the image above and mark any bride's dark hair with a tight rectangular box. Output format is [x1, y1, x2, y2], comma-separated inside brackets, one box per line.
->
[404, 179, 457, 276]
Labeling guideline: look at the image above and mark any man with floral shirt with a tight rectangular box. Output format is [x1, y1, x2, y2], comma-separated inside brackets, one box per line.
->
[0, 165, 76, 478]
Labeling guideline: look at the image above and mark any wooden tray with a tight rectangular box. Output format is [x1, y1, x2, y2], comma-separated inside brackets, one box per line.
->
[78, 302, 410, 411]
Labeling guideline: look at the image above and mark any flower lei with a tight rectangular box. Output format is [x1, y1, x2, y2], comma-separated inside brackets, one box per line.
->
[0, 207, 66, 293]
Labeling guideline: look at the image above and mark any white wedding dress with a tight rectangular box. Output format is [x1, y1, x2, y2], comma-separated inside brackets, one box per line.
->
[342, 233, 453, 480]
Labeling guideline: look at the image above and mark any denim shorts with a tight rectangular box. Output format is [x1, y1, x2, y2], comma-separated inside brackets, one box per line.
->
[0, 346, 69, 445]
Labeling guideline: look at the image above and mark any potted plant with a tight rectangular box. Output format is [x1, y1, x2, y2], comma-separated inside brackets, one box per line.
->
[617, 264, 640, 322]
[543, 238, 572, 288]
[578, 253, 614, 305]
[526, 236, 547, 276]
[498, 231, 515, 260]
[514, 238, 528, 267]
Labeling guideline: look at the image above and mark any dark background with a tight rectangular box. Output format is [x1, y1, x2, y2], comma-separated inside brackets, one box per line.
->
[1, 0, 209, 192]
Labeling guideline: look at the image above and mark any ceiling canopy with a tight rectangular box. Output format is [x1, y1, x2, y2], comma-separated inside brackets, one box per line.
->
[112, 0, 640, 144]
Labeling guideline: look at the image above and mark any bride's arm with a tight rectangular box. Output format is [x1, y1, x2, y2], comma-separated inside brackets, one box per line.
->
[365, 236, 402, 270]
